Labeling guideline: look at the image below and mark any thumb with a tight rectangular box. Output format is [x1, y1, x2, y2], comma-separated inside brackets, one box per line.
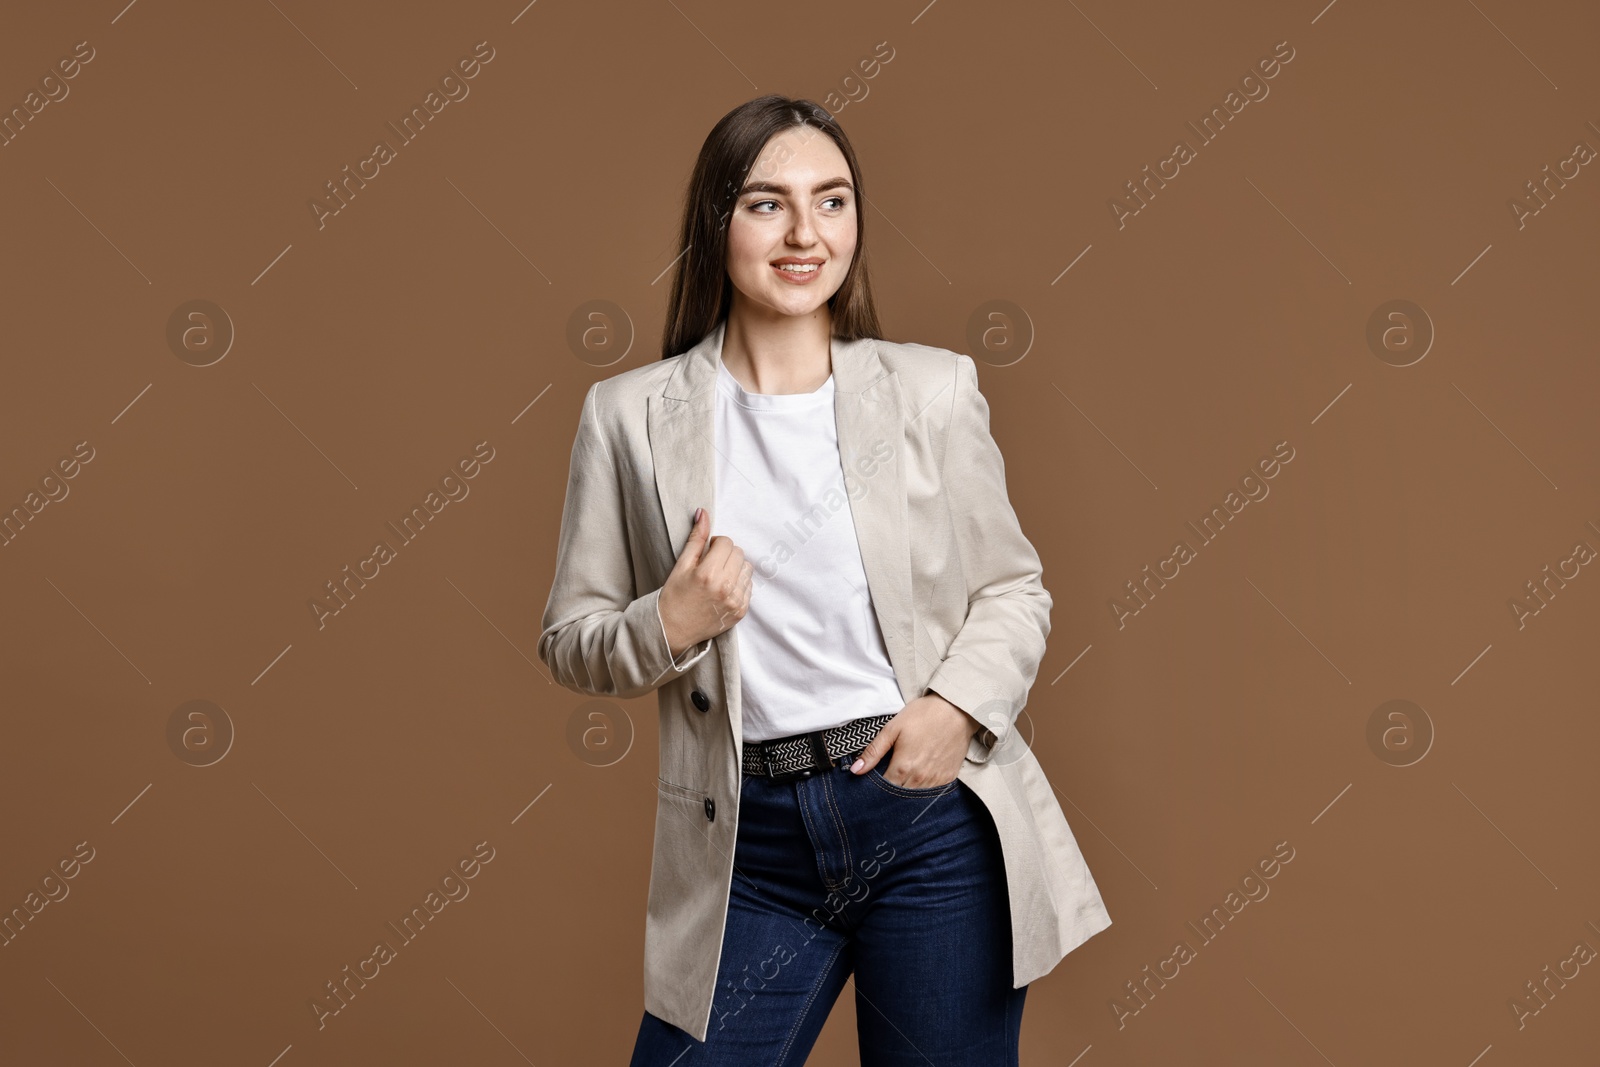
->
[671, 506, 710, 573]
[850, 719, 898, 774]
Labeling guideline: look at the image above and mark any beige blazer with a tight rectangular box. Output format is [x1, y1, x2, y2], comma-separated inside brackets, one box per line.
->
[538, 319, 1112, 1041]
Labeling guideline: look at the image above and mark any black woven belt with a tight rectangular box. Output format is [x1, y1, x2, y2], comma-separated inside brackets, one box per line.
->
[742, 713, 897, 780]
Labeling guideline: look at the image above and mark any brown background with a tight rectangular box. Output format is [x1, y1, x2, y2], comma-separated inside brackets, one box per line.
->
[3, 0, 1597, 1063]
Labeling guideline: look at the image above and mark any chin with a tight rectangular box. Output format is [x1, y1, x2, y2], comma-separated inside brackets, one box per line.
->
[771, 299, 830, 319]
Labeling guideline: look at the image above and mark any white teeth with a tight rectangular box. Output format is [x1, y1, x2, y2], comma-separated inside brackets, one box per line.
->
[775, 263, 819, 272]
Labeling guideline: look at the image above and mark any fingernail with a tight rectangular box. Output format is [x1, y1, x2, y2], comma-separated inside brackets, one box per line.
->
[851, 758, 864, 773]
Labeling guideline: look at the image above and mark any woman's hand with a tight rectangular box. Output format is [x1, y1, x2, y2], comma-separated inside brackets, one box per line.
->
[658, 507, 754, 656]
[849, 692, 981, 788]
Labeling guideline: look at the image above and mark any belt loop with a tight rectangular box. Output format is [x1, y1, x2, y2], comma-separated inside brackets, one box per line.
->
[807, 729, 830, 770]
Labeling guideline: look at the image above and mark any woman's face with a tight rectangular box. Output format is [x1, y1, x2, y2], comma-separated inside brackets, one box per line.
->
[725, 128, 858, 322]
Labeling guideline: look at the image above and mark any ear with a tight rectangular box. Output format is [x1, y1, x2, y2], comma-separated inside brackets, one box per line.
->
[850, 718, 898, 774]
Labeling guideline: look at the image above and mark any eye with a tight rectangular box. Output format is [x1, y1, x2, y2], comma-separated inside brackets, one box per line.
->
[749, 199, 779, 213]
[823, 196, 847, 210]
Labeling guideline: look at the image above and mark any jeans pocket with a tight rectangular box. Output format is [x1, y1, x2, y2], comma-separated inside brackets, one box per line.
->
[867, 766, 959, 798]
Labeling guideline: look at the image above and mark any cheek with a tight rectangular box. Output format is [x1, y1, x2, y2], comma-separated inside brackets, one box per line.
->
[725, 226, 764, 275]
[827, 219, 859, 258]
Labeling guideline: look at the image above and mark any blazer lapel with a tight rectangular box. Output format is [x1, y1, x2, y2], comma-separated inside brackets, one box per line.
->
[648, 319, 916, 753]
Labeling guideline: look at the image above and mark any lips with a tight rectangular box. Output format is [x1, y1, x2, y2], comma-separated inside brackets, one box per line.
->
[771, 258, 824, 282]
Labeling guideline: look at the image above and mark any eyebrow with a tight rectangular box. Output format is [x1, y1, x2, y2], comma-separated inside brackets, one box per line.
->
[739, 177, 854, 197]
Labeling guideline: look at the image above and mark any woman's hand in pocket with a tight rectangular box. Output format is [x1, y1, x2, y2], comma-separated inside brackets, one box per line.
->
[658, 506, 754, 657]
[849, 692, 980, 788]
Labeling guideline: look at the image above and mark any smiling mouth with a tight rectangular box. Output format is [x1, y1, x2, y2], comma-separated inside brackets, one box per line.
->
[773, 262, 822, 273]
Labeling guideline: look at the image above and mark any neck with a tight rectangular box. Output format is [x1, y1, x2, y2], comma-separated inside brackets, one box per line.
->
[720, 301, 833, 395]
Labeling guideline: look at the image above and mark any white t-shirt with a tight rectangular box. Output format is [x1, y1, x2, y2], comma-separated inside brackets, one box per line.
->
[709, 358, 907, 742]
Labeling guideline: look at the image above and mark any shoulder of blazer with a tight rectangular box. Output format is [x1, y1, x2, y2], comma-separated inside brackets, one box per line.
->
[582, 341, 974, 426]
[582, 356, 685, 429]
[874, 338, 974, 416]
[598, 356, 682, 399]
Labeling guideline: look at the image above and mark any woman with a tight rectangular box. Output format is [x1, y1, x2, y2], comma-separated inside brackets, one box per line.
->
[538, 95, 1112, 1065]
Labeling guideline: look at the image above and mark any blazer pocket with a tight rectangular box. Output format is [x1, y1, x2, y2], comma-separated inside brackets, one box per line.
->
[656, 777, 704, 804]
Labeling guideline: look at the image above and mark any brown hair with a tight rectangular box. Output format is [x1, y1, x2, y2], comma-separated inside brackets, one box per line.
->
[660, 94, 883, 361]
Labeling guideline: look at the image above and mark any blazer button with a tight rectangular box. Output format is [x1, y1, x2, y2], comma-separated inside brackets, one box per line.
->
[704, 796, 715, 821]
[691, 689, 710, 712]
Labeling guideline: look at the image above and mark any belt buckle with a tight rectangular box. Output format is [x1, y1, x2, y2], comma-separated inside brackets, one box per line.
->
[763, 742, 810, 781]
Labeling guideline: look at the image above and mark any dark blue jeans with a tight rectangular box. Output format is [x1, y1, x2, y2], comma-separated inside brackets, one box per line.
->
[629, 755, 1025, 1065]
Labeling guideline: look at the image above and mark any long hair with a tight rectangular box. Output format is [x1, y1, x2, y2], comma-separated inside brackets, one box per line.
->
[660, 95, 883, 361]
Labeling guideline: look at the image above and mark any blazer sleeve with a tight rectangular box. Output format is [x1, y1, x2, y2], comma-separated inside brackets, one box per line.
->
[922, 355, 1053, 756]
[537, 381, 712, 700]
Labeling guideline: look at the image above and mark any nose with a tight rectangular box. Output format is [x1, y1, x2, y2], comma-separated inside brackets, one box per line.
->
[787, 209, 817, 247]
